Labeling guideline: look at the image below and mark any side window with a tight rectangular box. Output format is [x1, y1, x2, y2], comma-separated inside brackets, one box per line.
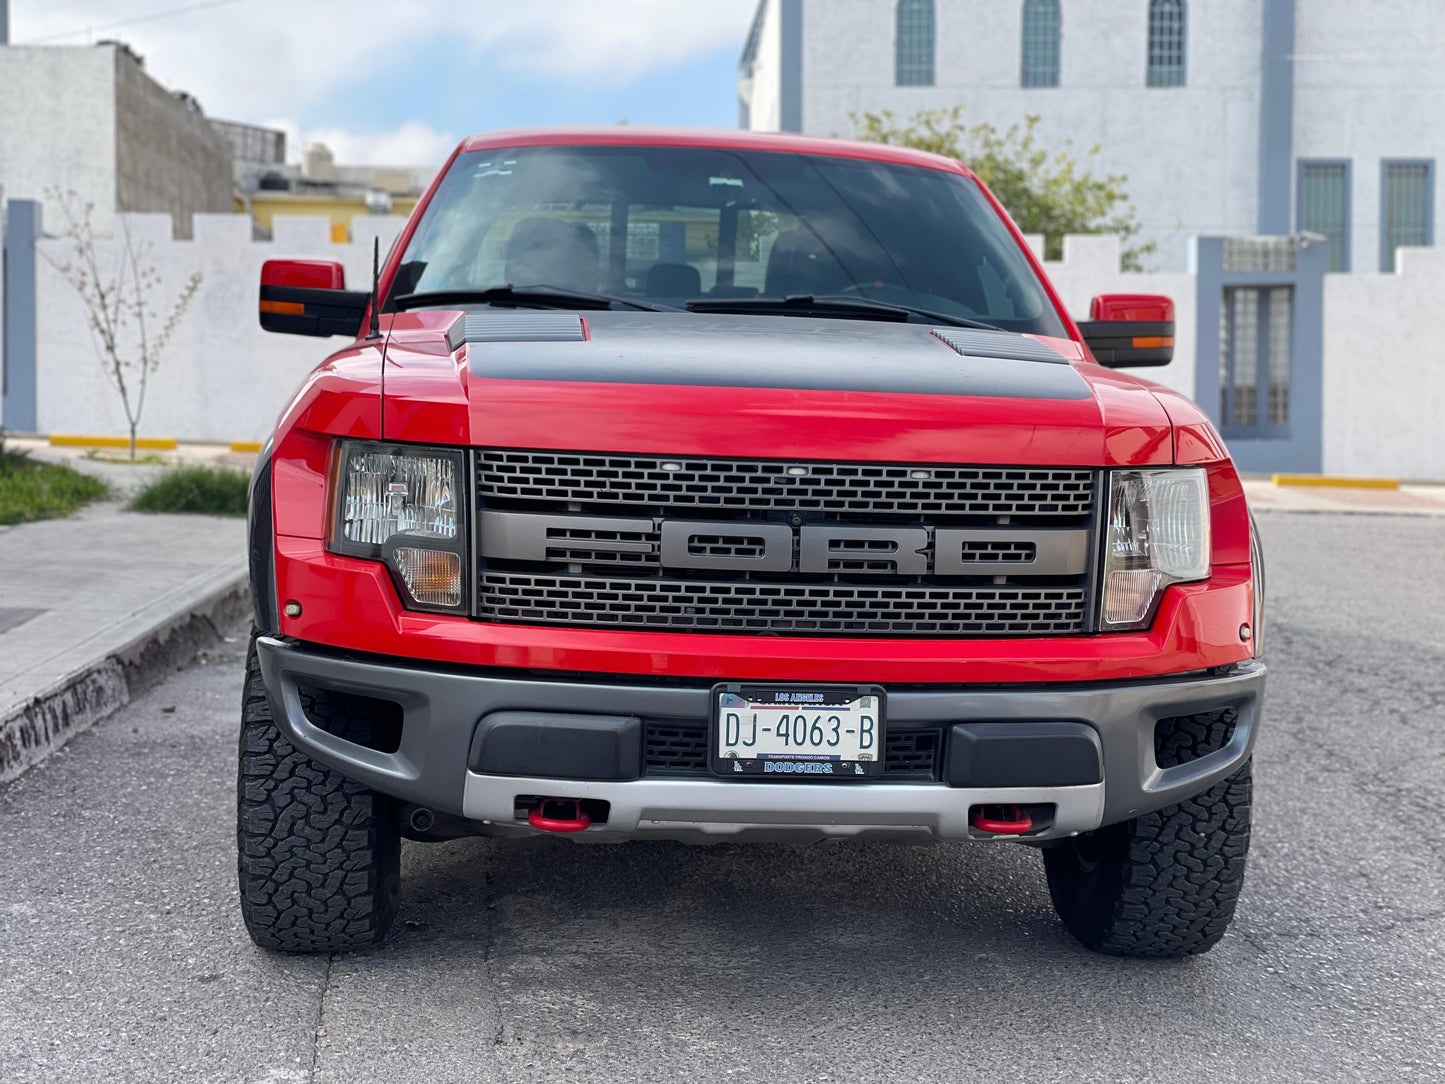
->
[895, 0, 936, 86]
[625, 209, 724, 297]
[1381, 160, 1434, 272]
[733, 210, 798, 295]
[1021, 0, 1061, 88]
[1147, 0, 1187, 87]
[1297, 161, 1350, 272]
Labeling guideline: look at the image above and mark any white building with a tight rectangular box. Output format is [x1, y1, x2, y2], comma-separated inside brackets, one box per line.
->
[738, 0, 1445, 272]
[0, 40, 234, 239]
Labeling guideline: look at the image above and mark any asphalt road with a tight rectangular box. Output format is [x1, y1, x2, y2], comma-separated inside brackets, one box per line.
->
[2, 512, 1442, 1084]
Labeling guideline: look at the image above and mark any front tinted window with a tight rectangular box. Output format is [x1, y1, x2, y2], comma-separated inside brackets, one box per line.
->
[391, 145, 1064, 336]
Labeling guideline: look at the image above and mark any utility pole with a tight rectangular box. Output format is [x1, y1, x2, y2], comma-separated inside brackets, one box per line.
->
[0, 0, 10, 45]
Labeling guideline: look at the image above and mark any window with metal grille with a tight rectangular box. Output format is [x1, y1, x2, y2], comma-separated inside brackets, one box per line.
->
[1381, 160, 1434, 272]
[1021, 0, 1060, 87]
[896, 0, 936, 86]
[1297, 161, 1350, 272]
[1219, 285, 1292, 435]
[1147, 0, 1187, 87]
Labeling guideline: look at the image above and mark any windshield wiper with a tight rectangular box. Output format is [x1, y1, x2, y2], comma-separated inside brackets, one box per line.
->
[685, 294, 1003, 331]
[394, 284, 679, 313]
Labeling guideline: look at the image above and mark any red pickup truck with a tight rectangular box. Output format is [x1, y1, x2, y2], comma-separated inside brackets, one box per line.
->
[242, 127, 1264, 959]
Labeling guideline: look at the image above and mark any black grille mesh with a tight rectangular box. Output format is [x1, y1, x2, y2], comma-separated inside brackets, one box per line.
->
[642, 720, 940, 780]
[642, 721, 711, 776]
[476, 450, 1094, 517]
[481, 572, 1087, 636]
[883, 730, 942, 780]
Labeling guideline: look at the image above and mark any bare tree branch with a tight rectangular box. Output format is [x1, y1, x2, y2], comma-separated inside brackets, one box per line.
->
[41, 191, 203, 460]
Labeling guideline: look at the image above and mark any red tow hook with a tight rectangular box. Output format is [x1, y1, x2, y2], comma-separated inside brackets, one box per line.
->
[528, 798, 591, 833]
[971, 804, 1034, 836]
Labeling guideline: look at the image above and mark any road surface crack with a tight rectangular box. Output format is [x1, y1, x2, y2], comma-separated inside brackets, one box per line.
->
[309, 952, 334, 1082]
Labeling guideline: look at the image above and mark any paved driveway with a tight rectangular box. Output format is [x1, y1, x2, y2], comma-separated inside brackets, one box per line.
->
[1, 513, 1441, 1083]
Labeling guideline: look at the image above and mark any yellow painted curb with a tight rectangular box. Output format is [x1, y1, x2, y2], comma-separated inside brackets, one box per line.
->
[229, 441, 265, 454]
[49, 434, 180, 450]
[1272, 473, 1399, 490]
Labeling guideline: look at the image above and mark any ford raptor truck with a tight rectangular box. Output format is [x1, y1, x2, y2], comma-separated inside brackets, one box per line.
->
[241, 127, 1265, 959]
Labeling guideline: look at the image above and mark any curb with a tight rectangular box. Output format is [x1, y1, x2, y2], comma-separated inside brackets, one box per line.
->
[49, 435, 180, 450]
[0, 573, 251, 785]
[1272, 473, 1400, 490]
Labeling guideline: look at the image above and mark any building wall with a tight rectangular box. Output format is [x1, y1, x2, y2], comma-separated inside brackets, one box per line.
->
[112, 47, 235, 241]
[746, 1, 1445, 276]
[0, 46, 117, 233]
[785, 0, 1267, 270]
[1322, 246, 1445, 479]
[745, 0, 786, 134]
[33, 214, 406, 443]
[1293, 0, 1445, 271]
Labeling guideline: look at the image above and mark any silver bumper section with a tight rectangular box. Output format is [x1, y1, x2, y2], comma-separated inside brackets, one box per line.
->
[255, 636, 1264, 843]
[459, 772, 1103, 843]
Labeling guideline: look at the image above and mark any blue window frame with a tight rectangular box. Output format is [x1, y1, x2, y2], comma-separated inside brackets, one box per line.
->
[1297, 160, 1351, 272]
[1021, 0, 1060, 87]
[896, 0, 935, 86]
[1380, 159, 1434, 272]
[1147, 0, 1187, 87]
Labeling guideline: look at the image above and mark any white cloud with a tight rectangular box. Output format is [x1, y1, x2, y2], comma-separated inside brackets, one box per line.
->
[267, 118, 459, 167]
[12, 0, 757, 120]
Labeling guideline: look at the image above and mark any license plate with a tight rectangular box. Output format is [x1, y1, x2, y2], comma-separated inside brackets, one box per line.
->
[710, 684, 886, 779]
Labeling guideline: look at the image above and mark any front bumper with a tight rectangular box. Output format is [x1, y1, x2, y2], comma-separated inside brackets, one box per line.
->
[255, 636, 1264, 843]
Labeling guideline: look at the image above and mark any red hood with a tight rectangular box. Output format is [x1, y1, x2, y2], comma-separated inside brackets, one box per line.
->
[377, 310, 1174, 467]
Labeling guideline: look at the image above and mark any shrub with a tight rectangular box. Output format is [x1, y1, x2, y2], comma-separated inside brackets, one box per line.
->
[129, 464, 250, 517]
[0, 447, 111, 525]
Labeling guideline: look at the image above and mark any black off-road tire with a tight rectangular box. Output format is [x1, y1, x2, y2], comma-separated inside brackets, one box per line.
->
[1042, 761, 1252, 958]
[237, 634, 400, 953]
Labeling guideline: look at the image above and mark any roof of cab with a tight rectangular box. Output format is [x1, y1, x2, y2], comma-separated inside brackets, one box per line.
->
[456, 126, 976, 178]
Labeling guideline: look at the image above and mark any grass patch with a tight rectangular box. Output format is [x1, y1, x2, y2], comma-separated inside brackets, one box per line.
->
[129, 464, 250, 517]
[0, 447, 111, 525]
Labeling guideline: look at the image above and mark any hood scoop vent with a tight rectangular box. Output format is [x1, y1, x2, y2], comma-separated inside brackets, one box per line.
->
[931, 328, 1067, 365]
[448, 313, 587, 351]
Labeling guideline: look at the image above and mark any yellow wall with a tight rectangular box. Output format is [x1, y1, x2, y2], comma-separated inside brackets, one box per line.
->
[241, 192, 419, 240]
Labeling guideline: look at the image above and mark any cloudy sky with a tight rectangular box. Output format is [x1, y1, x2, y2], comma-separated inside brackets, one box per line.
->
[9, 0, 758, 164]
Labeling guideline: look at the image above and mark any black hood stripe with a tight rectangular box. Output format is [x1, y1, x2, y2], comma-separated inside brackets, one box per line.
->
[465, 313, 1090, 400]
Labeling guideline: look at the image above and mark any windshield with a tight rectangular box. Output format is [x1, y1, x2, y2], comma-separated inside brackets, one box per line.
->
[388, 144, 1066, 336]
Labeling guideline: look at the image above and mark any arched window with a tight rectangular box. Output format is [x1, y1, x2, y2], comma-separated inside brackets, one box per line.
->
[896, 0, 935, 86]
[1147, 0, 1187, 86]
[1021, 0, 1061, 87]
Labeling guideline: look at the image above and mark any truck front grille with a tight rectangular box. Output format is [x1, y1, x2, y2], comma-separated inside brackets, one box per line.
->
[474, 449, 1098, 638]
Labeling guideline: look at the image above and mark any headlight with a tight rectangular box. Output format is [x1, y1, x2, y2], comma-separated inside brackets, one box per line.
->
[1100, 468, 1210, 630]
[329, 441, 467, 613]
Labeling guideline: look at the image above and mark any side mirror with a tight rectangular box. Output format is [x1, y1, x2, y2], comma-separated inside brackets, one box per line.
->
[1077, 294, 1174, 367]
[259, 259, 370, 338]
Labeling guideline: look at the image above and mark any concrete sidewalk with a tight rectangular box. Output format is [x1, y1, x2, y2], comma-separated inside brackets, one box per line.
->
[0, 500, 247, 783]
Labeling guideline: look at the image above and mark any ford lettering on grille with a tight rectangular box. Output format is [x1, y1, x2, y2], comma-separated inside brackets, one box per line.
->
[473, 450, 1098, 637]
[480, 511, 1089, 577]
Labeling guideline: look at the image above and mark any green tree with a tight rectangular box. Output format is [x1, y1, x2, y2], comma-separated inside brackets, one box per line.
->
[853, 106, 1155, 271]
